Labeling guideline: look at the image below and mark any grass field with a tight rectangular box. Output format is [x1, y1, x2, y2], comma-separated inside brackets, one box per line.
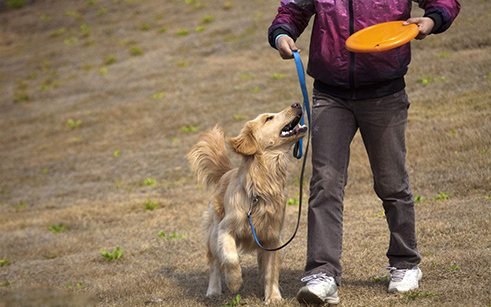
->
[0, 0, 490, 306]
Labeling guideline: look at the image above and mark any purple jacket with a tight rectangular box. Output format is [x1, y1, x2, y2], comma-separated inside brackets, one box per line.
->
[269, 0, 460, 89]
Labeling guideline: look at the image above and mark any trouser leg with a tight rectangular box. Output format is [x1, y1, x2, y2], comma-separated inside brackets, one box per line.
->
[305, 89, 358, 286]
[355, 90, 422, 268]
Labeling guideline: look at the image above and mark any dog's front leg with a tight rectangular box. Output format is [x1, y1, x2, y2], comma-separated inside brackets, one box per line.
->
[218, 228, 242, 293]
[259, 248, 282, 303]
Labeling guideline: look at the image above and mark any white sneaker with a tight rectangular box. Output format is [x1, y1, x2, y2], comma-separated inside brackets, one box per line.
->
[296, 273, 340, 305]
[379, 266, 423, 293]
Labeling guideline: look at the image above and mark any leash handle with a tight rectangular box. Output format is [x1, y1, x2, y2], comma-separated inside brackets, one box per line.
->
[248, 50, 312, 251]
[292, 50, 311, 159]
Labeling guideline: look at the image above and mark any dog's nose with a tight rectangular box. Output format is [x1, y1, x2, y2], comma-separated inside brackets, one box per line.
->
[291, 103, 301, 109]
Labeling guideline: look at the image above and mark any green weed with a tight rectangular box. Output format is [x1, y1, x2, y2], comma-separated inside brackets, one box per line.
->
[157, 231, 187, 239]
[225, 294, 245, 306]
[181, 125, 200, 133]
[374, 210, 386, 217]
[67, 283, 83, 289]
[485, 196, 490, 200]
[65, 10, 78, 17]
[0, 281, 11, 287]
[286, 197, 299, 206]
[176, 29, 189, 36]
[233, 114, 247, 120]
[414, 194, 425, 203]
[372, 275, 388, 282]
[49, 223, 67, 233]
[50, 28, 66, 37]
[113, 150, 120, 157]
[80, 24, 91, 36]
[202, 15, 215, 23]
[483, 73, 491, 79]
[272, 72, 285, 79]
[438, 52, 451, 58]
[119, 39, 137, 46]
[140, 24, 151, 31]
[13, 92, 29, 103]
[252, 86, 261, 93]
[433, 76, 446, 82]
[129, 47, 143, 56]
[153, 93, 165, 99]
[27, 72, 38, 80]
[6, 0, 25, 9]
[240, 74, 252, 80]
[158, 27, 168, 33]
[144, 198, 158, 210]
[64, 37, 78, 45]
[416, 76, 431, 86]
[40, 14, 52, 21]
[99, 68, 108, 75]
[195, 26, 206, 33]
[144, 178, 157, 186]
[66, 119, 82, 129]
[403, 291, 437, 299]
[88, 0, 96, 5]
[434, 192, 449, 200]
[97, 8, 107, 15]
[105, 55, 117, 65]
[0, 260, 9, 267]
[100, 247, 123, 260]
[447, 263, 460, 271]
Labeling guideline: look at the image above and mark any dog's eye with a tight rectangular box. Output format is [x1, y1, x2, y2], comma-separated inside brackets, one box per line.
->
[265, 116, 274, 122]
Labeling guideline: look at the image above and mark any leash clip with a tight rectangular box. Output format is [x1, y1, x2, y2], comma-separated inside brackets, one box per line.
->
[248, 193, 259, 217]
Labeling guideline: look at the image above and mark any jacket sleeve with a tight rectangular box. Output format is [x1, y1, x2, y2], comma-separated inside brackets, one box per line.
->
[268, 0, 316, 49]
[413, 0, 461, 34]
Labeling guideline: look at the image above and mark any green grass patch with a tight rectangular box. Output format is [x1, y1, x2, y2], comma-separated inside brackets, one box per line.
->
[176, 60, 190, 67]
[372, 275, 388, 282]
[195, 26, 206, 33]
[176, 29, 189, 36]
[87, 0, 96, 5]
[40, 14, 52, 21]
[447, 263, 460, 271]
[414, 195, 425, 203]
[240, 74, 252, 80]
[153, 92, 165, 99]
[157, 231, 187, 239]
[233, 114, 247, 120]
[202, 15, 215, 23]
[181, 125, 200, 133]
[0, 260, 9, 267]
[96, 8, 107, 15]
[272, 72, 285, 79]
[6, 0, 25, 9]
[226, 294, 245, 306]
[80, 24, 91, 36]
[140, 24, 151, 31]
[0, 281, 11, 287]
[438, 52, 451, 58]
[113, 150, 120, 157]
[105, 55, 117, 65]
[286, 197, 299, 206]
[100, 247, 123, 260]
[64, 37, 78, 45]
[252, 86, 261, 93]
[66, 283, 83, 289]
[65, 10, 79, 17]
[99, 67, 108, 75]
[144, 178, 157, 186]
[157, 27, 168, 33]
[49, 223, 67, 233]
[223, 1, 234, 10]
[144, 198, 158, 210]
[129, 47, 143, 56]
[50, 28, 66, 37]
[434, 192, 449, 200]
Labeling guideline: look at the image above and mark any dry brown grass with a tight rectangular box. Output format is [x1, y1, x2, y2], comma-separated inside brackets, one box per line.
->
[0, 0, 490, 306]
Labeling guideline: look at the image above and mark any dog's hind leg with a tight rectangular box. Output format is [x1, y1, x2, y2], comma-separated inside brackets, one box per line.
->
[218, 229, 242, 293]
[258, 248, 282, 303]
[206, 256, 222, 296]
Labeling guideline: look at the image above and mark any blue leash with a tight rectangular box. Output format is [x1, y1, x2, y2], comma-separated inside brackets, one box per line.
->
[247, 50, 311, 251]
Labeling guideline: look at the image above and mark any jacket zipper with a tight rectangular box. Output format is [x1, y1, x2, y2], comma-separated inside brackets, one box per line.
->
[348, 0, 355, 97]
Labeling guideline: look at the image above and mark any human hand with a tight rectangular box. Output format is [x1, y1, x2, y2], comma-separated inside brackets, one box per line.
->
[403, 17, 435, 40]
[276, 35, 299, 59]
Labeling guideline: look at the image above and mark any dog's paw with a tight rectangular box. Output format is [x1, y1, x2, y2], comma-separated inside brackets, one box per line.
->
[223, 262, 242, 293]
[264, 295, 282, 305]
[205, 289, 222, 297]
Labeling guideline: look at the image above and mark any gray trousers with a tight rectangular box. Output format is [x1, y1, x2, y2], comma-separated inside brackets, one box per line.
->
[305, 88, 422, 286]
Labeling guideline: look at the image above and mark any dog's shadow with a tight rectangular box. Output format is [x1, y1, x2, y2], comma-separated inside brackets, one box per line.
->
[157, 265, 305, 305]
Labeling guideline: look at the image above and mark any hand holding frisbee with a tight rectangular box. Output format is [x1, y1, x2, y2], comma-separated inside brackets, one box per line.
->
[346, 20, 420, 53]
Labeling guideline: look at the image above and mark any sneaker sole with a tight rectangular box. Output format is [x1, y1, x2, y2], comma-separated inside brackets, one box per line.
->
[296, 287, 340, 305]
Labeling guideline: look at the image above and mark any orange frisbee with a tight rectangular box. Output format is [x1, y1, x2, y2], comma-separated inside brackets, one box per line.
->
[346, 21, 419, 53]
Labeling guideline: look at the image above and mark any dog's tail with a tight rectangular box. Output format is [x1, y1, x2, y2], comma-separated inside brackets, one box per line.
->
[187, 125, 232, 188]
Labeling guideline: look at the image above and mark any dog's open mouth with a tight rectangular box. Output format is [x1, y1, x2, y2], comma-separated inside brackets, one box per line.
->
[280, 113, 307, 138]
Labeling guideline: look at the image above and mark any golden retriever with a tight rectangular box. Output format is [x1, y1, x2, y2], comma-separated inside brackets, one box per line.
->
[187, 103, 307, 303]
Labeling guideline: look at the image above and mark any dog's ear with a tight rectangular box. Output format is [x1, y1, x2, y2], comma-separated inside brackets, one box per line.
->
[227, 123, 258, 156]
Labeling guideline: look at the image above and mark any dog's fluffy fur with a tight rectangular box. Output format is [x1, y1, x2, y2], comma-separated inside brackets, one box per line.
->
[187, 104, 307, 303]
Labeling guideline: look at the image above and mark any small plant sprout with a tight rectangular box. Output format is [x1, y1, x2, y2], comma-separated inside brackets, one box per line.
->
[158, 27, 168, 33]
[88, 1, 96, 5]
[447, 263, 460, 271]
[373, 275, 388, 282]
[252, 86, 261, 93]
[226, 294, 245, 306]
[153, 92, 165, 99]
[144, 198, 158, 210]
[286, 197, 299, 206]
[99, 68, 108, 75]
[66, 119, 82, 129]
[485, 196, 490, 200]
[105, 55, 116, 65]
[140, 24, 151, 31]
[100, 247, 123, 260]
[144, 178, 157, 186]
[0, 260, 9, 266]
[65, 10, 78, 17]
[434, 192, 449, 200]
[64, 37, 78, 45]
[414, 195, 424, 203]
[67, 283, 83, 289]
[433, 76, 446, 82]
[49, 223, 67, 233]
[181, 125, 200, 133]
[202, 15, 215, 23]
[80, 24, 91, 36]
[240, 74, 252, 80]
[374, 210, 386, 217]
[483, 73, 491, 79]
[129, 47, 143, 56]
[113, 150, 120, 157]
[233, 114, 247, 120]
[1, 281, 11, 287]
[272, 72, 285, 79]
[157, 231, 187, 239]
[416, 76, 431, 86]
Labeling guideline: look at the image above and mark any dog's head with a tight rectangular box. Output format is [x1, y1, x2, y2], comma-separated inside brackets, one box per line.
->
[227, 103, 307, 156]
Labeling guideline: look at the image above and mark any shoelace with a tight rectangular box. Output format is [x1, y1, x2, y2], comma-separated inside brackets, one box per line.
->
[378, 266, 407, 282]
[301, 272, 334, 286]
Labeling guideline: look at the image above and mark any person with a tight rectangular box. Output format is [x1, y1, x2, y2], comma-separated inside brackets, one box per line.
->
[268, 0, 460, 304]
